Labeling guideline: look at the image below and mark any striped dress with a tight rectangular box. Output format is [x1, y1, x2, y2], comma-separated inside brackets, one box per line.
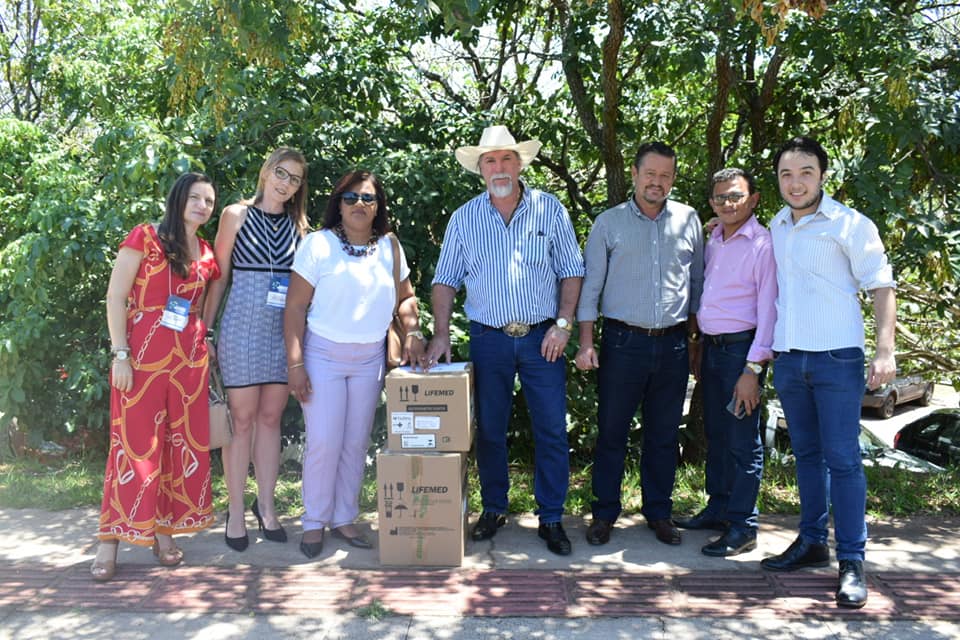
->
[218, 206, 300, 387]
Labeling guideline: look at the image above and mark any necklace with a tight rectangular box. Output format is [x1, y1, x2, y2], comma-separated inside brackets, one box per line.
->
[334, 224, 378, 257]
[257, 206, 285, 232]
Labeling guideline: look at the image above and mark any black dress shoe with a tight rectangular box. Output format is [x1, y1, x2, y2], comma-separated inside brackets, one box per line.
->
[586, 519, 613, 546]
[647, 519, 682, 545]
[701, 529, 757, 557]
[538, 522, 572, 556]
[674, 509, 728, 531]
[224, 511, 249, 552]
[331, 527, 373, 549]
[760, 535, 830, 572]
[836, 559, 868, 608]
[251, 498, 288, 543]
[300, 531, 325, 559]
[471, 512, 506, 541]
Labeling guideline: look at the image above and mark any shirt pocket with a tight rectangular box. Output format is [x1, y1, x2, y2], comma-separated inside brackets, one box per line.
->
[522, 235, 550, 266]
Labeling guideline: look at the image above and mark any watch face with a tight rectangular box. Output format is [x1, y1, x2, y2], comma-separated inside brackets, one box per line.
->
[115, 350, 129, 361]
[556, 318, 570, 329]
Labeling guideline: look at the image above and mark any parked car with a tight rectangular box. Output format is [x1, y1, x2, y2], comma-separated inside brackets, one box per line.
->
[893, 409, 960, 468]
[862, 373, 934, 419]
[765, 403, 944, 473]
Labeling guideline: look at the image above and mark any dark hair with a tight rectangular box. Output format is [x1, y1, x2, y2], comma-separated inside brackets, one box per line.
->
[710, 167, 757, 195]
[158, 172, 215, 278]
[633, 141, 677, 170]
[252, 147, 310, 237]
[321, 170, 390, 238]
[773, 136, 829, 174]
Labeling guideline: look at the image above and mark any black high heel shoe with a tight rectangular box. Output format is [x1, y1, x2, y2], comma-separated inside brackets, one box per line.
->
[252, 498, 288, 543]
[224, 510, 249, 551]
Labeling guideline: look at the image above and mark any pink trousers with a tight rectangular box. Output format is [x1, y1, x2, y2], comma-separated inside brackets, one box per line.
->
[300, 331, 384, 532]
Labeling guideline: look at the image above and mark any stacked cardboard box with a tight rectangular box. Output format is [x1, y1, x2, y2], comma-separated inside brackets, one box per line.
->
[378, 362, 474, 566]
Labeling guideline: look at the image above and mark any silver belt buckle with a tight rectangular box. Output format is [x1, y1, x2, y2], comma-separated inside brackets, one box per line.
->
[502, 322, 530, 338]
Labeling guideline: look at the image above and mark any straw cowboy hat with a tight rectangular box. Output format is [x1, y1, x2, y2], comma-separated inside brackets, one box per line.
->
[455, 125, 542, 174]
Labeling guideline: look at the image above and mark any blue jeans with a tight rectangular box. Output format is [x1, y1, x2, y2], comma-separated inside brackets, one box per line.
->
[772, 348, 867, 561]
[592, 322, 689, 522]
[469, 321, 569, 524]
[701, 338, 764, 533]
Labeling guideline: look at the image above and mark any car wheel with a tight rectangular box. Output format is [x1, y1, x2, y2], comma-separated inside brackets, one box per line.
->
[879, 394, 896, 419]
[919, 383, 934, 407]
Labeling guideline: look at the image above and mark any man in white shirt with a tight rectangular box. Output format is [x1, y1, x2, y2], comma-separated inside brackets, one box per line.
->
[760, 136, 896, 610]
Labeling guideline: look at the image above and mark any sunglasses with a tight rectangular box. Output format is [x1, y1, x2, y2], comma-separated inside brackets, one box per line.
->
[341, 191, 377, 206]
[273, 166, 303, 188]
[710, 192, 748, 205]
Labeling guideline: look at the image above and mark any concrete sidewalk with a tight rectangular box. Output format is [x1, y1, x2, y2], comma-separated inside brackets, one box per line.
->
[1, 507, 959, 639]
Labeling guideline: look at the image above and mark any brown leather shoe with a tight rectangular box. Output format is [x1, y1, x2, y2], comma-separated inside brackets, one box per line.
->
[647, 519, 681, 545]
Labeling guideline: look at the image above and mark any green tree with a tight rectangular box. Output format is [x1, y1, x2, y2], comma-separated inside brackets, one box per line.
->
[0, 0, 956, 460]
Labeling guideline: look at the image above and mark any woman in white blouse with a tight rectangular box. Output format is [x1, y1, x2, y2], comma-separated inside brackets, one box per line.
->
[283, 170, 425, 558]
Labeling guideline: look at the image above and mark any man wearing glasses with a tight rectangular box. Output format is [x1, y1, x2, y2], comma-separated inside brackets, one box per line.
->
[423, 125, 584, 556]
[676, 168, 777, 557]
[575, 141, 704, 547]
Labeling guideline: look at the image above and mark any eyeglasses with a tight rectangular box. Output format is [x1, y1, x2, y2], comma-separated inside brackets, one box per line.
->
[341, 191, 377, 206]
[710, 192, 748, 205]
[273, 166, 303, 188]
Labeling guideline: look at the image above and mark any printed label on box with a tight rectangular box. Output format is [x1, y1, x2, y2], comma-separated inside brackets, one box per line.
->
[400, 434, 436, 448]
[391, 412, 414, 435]
[414, 415, 441, 430]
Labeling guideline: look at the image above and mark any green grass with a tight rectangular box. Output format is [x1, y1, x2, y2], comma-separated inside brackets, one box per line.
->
[0, 458, 105, 509]
[3, 450, 958, 518]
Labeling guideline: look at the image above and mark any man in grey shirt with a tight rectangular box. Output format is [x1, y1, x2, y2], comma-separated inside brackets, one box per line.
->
[574, 141, 704, 546]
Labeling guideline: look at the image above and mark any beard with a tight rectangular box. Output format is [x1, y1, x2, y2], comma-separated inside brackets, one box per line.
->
[793, 192, 822, 212]
[488, 174, 514, 199]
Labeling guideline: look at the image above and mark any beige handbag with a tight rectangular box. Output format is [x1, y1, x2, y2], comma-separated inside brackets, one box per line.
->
[208, 365, 233, 450]
[385, 233, 406, 370]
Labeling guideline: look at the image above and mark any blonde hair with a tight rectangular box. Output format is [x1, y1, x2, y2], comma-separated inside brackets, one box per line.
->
[252, 147, 310, 237]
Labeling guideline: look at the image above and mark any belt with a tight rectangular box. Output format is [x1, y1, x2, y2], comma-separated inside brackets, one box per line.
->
[704, 329, 756, 345]
[604, 318, 686, 337]
[479, 319, 552, 338]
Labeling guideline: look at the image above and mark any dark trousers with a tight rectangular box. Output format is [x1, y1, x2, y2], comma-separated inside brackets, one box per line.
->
[773, 348, 867, 561]
[701, 338, 764, 533]
[591, 322, 689, 522]
[470, 321, 569, 523]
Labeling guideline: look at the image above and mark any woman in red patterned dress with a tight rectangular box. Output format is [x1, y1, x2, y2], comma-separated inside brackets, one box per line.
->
[91, 172, 221, 581]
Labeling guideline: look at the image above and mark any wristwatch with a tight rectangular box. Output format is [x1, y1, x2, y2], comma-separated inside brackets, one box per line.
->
[687, 331, 701, 344]
[555, 318, 572, 333]
[113, 349, 130, 362]
[744, 361, 763, 375]
[408, 330, 425, 341]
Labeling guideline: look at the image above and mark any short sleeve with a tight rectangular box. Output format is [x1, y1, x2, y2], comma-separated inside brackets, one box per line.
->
[119, 223, 150, 252]
[292, 231, 332, 288]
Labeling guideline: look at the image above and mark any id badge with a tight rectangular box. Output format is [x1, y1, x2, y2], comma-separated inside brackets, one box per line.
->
[266, 275, 289, 308]
[160, 294, 191, 332]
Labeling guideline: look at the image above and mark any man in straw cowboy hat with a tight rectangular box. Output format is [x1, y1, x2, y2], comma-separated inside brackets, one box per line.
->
[423, 125, 584, 556]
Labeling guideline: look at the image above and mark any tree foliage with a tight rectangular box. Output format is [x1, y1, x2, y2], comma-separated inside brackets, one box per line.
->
[0, 0, 957, 459]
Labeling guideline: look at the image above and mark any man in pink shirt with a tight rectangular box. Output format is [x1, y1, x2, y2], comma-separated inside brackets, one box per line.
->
[675, 168, 777, 557]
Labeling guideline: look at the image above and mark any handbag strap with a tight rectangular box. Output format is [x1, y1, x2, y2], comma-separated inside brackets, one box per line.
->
[389, 232, 402, 316]
[209, 363, 227, 402]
